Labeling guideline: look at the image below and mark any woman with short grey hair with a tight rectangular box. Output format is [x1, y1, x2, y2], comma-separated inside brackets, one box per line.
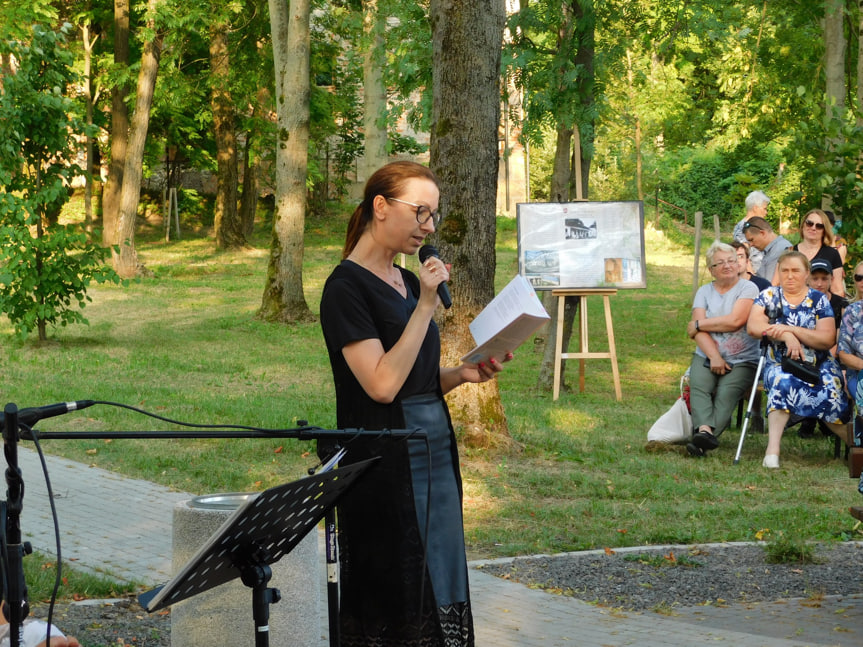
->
[685, 241, 760, 457]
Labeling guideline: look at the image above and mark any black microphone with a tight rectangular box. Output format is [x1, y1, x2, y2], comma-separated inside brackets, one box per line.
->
[418, 245, 452, 309]
[1, 401, 96, 427]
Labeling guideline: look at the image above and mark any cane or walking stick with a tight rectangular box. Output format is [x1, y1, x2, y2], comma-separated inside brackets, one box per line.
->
[733, 335, 771, 465]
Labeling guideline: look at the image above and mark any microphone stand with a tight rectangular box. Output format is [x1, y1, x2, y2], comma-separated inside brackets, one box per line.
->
[3, 404, 31, 647]
[1, 402, 424, 647]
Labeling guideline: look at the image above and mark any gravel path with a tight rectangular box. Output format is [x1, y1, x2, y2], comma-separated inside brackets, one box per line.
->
[25, 541, 863, 645]
[476, 541, 863, 612]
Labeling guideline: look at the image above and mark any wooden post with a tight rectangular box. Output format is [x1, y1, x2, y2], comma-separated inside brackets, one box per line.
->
[713, 214, 720, 242]
[692, 211, 703, 302]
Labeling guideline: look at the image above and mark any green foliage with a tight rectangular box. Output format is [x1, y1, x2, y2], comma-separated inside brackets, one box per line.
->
[764, 535, 818, 565]
[0, 24, 122, 340]
[786, 97, 863, 266]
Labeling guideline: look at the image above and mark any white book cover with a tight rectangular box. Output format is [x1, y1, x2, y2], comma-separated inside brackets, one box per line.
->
[461, 274, 550, 365]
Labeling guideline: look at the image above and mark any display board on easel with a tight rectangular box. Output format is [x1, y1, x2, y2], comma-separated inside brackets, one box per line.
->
[517, 201, 646, 290]
[517, 201, 645, 401]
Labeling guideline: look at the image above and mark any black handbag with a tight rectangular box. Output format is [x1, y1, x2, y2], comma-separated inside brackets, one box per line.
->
[781, 355, 821, 385]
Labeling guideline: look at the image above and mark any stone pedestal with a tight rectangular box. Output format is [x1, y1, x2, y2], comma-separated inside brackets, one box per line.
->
[170, 493, 320, 647]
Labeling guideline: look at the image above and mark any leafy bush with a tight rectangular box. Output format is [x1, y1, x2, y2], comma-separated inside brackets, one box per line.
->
[0, 23, 122, 340]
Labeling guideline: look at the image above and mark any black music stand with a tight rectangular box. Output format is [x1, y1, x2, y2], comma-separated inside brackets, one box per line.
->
[138, 457, 378, 647]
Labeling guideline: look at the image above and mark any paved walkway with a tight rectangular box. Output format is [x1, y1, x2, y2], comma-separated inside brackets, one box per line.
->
[14, 447, 863, 646]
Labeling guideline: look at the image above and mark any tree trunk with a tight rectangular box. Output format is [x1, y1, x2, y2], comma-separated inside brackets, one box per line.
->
[430, 0, 507, 443]
[259, 0, 313, 323]
[82, 23, 99, 235]
[359, 0, 388, 183]
[824, 0, 846, 121]
[112, 0, 163, 278]
[210, 23, 245, 249]
[102, 0, 130, 248]
[537, 0, 596, 393]
[238, 132, 258, 237]
[626, 49, 643, 201]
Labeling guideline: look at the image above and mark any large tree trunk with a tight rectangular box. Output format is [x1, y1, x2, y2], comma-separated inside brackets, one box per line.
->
[537, 0, 596, 393]
[258, 0, 313, 323]
[103, 0, 130, 247]
[210, 23, 245, 249]
[430, 0, 507, 443]
[112, 0, 162, 278]
[359, 0, 388, 183]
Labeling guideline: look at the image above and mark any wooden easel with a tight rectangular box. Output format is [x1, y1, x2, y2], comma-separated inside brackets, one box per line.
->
[551, 289, 622, 401]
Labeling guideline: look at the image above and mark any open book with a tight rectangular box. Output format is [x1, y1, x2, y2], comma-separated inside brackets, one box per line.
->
[461, 274, 550, 365]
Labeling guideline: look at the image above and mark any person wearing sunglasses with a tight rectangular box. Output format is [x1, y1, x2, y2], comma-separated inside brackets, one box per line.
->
[793, 209, 844, 297]
[742, 216, 792, 286]
[685, 242, 760, 457]
[319, 160, 508, 647]
[838, 261, 863, 455]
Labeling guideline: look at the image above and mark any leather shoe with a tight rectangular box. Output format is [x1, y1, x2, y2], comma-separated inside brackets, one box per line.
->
[692, 430, 720, 452]
[686, 442, 705, 458]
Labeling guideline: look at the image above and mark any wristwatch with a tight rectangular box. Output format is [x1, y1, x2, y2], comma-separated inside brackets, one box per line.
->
[695, 320, 700, 331]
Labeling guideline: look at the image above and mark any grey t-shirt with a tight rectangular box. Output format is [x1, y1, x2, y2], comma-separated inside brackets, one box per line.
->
[756, 235, 792, 282]
[692, 278, 760, 363]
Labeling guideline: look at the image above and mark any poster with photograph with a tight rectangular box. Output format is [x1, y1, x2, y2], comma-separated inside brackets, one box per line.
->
[517, 201, 646, 290]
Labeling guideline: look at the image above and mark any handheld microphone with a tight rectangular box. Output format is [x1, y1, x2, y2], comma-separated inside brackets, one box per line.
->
[418, 245, 452, 309]
[1, 401, 96, 427]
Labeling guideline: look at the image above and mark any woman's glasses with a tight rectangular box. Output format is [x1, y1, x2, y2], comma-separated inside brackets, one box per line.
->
[386, 197, 443, 227]
[854, 273, 863, 282]
[710, 259, 737, 269]
[804, 219, 825, 230]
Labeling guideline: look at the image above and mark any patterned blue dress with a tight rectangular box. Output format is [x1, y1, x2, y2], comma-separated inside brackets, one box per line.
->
[754, 286, 851, 424]
[838, 299, 863, 444]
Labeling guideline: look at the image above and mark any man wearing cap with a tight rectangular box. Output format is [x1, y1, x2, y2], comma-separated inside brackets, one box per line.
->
[743, 216, 792, 284]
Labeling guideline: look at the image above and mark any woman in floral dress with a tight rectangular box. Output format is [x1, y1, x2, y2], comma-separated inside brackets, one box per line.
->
[747, 250, 851, 468]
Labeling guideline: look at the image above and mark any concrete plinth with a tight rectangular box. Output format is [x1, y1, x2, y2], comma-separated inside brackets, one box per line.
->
[170, 493, 321, 647]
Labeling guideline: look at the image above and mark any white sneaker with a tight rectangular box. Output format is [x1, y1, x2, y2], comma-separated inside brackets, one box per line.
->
[762, 454, 780, 469]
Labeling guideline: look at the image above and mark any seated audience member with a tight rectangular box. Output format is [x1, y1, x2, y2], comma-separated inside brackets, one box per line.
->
[731, 241, 771, 292]
[838, 261, 863, 448]
[792, 209, 844, 297]
[0, 603, 80, 647]
[747, 250, 851, 468]
[743, 216, 792, 285]
[685, 242, 760, 457]
[733, 190, 770, 275]
[790, 258, 848, 438]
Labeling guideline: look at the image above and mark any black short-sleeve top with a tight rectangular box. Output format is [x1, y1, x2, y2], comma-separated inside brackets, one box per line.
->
[320, 260, 441, 431]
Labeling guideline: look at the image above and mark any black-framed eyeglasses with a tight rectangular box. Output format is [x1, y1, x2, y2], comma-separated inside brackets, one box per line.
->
[803, 219, 825, 230]
[386, 197, 442, 228]
[854, 273, 863, 282]
[742, 221, 762, 232]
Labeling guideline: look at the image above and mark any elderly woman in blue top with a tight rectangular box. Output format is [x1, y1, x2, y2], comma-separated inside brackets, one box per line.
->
[747, 250, 851, 468]
[685, 242, 760, 458]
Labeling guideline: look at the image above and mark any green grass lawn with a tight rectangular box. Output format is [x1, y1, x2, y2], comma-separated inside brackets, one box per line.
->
[1, 204, 860, 567]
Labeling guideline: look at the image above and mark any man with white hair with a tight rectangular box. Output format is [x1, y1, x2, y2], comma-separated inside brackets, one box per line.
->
[733, 190, 770, 274]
